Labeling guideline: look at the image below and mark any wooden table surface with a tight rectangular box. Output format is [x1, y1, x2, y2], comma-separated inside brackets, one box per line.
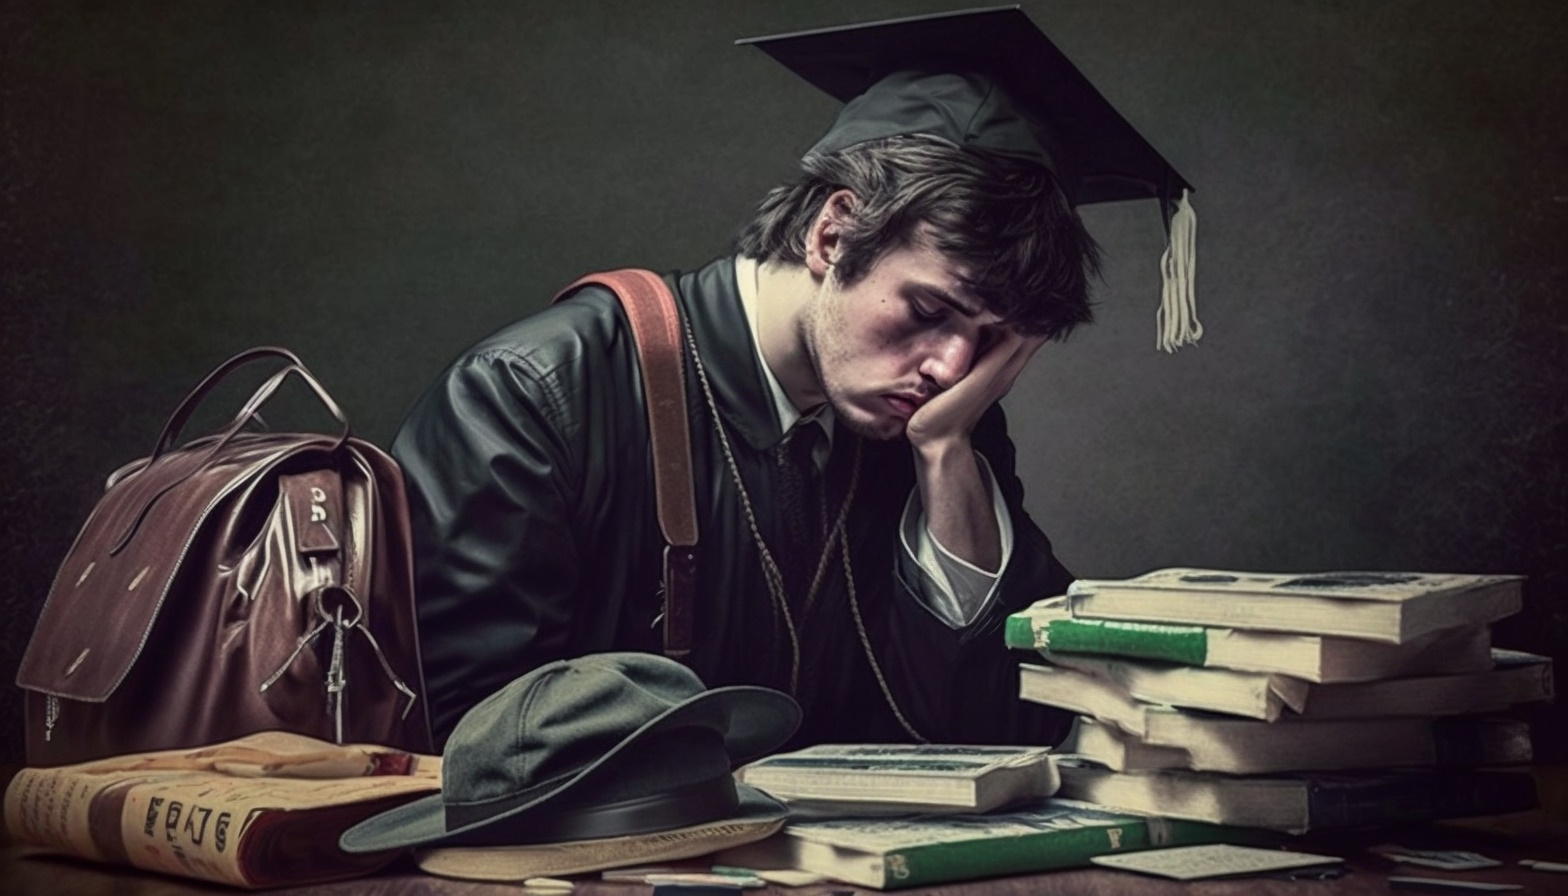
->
[3, 769, 1564, 895]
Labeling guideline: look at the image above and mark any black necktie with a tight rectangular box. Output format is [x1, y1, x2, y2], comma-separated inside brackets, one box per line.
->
[773, 420, 824, 607]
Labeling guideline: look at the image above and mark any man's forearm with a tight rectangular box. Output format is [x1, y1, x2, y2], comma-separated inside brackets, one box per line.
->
[912, 438, 1002, 573]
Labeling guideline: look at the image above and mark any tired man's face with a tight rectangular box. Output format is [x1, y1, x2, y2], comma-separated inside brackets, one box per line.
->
[803, 237, 1006, 441]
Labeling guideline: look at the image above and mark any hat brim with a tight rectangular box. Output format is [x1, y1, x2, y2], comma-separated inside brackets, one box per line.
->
[411, 784, 788, 881]
[340, 684, 799, 854]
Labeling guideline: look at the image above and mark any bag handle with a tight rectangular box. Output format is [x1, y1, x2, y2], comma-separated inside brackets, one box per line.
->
[554, 270, 698, 659]
[108, 347, 352, 555]
[150, 346, 350, 464]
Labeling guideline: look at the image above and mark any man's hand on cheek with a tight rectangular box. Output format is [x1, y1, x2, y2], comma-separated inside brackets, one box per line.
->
[905, 329, 1047, 452]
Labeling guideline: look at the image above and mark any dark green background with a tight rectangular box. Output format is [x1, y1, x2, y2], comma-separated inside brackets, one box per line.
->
[3, 1, 1564, 764]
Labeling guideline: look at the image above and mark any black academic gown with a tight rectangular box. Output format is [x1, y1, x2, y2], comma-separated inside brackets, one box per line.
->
[393, 257, 1076, 748]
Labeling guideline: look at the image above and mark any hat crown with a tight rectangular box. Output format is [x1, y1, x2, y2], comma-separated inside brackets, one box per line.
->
[809, 70, 1067, 186]
[339, 653, 797, 858]
[446, 653, 714, 805]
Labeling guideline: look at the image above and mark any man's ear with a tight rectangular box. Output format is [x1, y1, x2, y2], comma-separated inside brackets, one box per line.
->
[805, 189, 858, 278]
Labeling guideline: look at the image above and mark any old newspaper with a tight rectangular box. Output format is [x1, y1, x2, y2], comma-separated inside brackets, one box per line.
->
[3, 730, 440, 887]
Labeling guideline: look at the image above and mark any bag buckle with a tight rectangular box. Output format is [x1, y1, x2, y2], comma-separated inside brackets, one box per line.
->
[258, 585, 419, 743]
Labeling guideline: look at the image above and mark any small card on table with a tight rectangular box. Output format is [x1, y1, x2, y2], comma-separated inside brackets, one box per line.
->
[1091, 843, 1343, 881]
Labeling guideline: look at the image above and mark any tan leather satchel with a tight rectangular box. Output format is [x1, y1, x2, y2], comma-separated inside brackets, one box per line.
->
[17, 347, 433, 766]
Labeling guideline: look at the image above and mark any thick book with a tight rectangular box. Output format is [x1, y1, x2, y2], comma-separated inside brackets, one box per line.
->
[1018, 661, 1180, 738]
[712, 799, 1237, 890]
[1058, 718, 1192, 773]
[2, 731, 440, 888]
[1065, 569, 1523, 643]
[1055, 760, 1541, 833]
[1295, 649, 1552, 719]
[1007, 596, 1494, 682]
[1025, 650, 1552, 723]
[734, 744, 1058, 815]
[1043, 711, 1532, 776]
[1032, 655, 1309, 722]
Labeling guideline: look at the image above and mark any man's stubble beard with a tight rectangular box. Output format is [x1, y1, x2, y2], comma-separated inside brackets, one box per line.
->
[801, 277, 907, 444]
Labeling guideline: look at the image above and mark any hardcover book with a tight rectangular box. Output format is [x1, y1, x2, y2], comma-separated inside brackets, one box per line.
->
[712, 799, 1238, 890]
[1, 731, 440, 888]
[1025, 650, 1551, 723]
[1055, 760, 1540, 833]
[1044, 711, 1532, 775]
[1017, 661, 1169, 738]
[734, 744, 1058, 814]
[1058, 718, 1191, 773]
[1007, 597, 1494, 682]
[1034, 655, 1309, 722]
[1296, 649, 1552, 719]
[1065, 569, 1523, 643]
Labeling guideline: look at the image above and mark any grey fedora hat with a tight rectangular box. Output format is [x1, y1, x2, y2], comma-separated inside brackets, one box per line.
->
[339, 652, 800, 854]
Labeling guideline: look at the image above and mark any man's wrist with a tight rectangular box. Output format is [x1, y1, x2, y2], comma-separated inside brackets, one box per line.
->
[910, 433, 974, 470]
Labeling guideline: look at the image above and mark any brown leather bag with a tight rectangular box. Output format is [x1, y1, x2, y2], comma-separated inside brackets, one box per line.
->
[16, 347, 433, 766]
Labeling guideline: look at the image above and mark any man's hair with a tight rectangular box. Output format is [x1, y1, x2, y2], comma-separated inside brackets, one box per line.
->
[734, 135, 1101, 339]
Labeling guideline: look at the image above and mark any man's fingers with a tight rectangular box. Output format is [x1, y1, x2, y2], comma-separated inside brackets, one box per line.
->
[908, 331, 1048, 446]
[979, 331, 1047, 399]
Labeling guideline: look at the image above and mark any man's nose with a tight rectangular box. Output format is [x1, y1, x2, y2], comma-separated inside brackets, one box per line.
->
[919, 335, 975, 391]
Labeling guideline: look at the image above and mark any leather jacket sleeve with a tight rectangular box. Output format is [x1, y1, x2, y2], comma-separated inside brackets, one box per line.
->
[392, 345, 587, 741]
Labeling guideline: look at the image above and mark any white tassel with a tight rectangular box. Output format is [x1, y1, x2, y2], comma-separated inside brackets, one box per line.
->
[1157, 189, 1201, 352]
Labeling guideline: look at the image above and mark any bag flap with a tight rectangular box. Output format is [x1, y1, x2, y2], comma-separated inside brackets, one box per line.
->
[17, 433, 340, 702]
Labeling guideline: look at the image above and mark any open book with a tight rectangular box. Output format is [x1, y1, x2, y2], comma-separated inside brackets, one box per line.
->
[2, 730, 440, 888]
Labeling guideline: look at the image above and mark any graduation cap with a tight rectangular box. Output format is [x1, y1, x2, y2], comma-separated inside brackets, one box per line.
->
[738, 5, 1201, 351]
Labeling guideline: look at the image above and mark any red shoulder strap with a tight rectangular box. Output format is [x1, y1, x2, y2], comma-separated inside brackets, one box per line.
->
[554, 269, 697, 658]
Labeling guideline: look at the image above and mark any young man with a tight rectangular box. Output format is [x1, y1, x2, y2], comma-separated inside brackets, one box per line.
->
[393, 9, 1195, 747]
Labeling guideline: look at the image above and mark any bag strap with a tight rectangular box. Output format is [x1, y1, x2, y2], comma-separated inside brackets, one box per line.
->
[554, 269, 697, 659]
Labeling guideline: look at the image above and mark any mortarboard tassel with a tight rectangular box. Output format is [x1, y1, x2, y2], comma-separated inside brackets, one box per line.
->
[1157, 189, 1201, 352]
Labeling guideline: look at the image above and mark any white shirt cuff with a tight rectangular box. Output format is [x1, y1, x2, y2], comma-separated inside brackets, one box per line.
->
[898, 453, 1013, 629]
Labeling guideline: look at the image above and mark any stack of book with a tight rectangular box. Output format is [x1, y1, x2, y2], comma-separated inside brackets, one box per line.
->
[1007, 568, 1552, 834]
[719, 744, 1244, 889]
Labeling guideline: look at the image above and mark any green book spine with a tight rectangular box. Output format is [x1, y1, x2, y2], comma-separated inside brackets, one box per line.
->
[884, 820, 1154, 889]
[1004, 614, 1036, 650]
[1016, 617, 1212, 666]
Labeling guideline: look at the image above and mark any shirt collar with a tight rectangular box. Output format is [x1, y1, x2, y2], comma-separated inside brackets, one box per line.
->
[735, 255, 835, 455]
